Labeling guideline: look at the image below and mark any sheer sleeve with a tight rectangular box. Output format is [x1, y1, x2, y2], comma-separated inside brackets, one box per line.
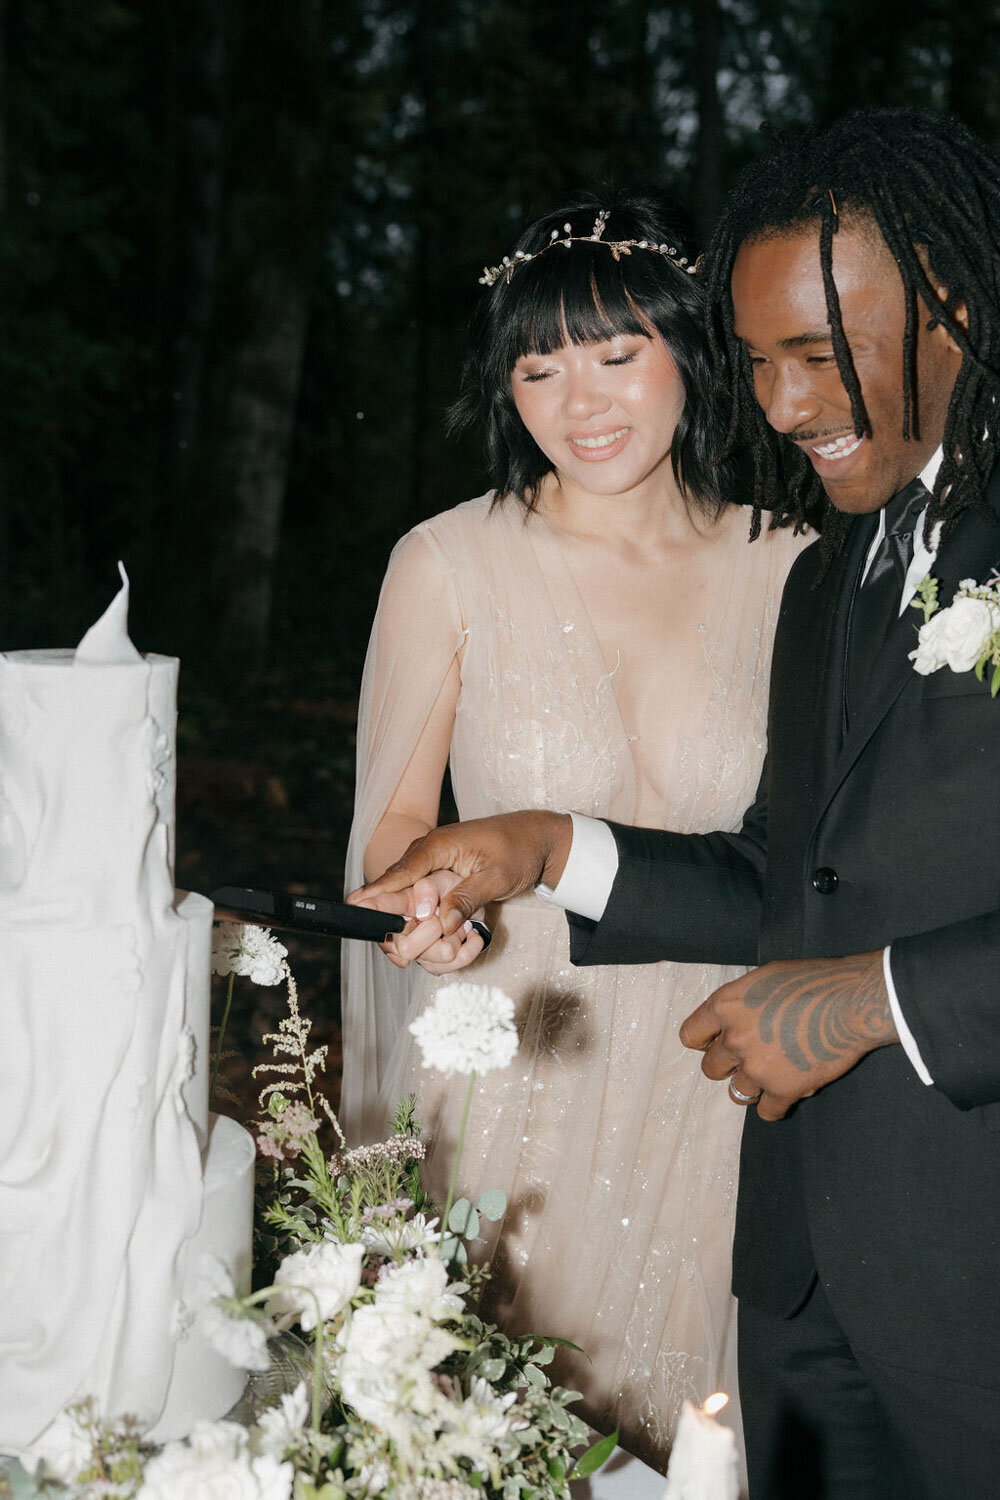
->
[339, 524, 467, 1143]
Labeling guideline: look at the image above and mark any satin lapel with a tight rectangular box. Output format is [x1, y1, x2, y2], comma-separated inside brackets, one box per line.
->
[809, 513, 874, 796]
[817, 471, 1000, 820]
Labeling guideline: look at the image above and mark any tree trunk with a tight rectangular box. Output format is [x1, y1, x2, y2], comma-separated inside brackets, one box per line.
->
[160, 0, 227, 495]
[209, 0, 325, 668]
[213, 263, 309, 665]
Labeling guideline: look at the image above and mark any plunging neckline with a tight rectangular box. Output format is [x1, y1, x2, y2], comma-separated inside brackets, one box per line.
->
[523, 504, 639, 824]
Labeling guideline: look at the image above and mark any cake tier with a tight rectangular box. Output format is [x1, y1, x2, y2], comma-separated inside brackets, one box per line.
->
[147, 1111, 257, 1442]
[0, 575, 254, 1451]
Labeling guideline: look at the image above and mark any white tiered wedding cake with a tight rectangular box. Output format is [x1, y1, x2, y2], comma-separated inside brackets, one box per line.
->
[0, 569, 255, 1454]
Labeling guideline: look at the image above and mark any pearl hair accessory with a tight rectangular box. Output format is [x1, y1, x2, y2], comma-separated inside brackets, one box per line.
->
[478, 208, 700, 287]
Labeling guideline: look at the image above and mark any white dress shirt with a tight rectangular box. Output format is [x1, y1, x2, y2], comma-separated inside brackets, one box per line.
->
[539, 449, 945, 1085]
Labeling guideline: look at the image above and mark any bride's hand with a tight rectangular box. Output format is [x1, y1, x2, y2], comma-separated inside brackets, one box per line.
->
[377, 871, 489, 973]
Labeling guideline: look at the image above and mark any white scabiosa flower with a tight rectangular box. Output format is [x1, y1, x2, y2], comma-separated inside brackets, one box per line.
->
[374, 1252, 467, 1322]
[137, 1421, 293, 1500]
[270, 1240, 365, 1331]
[409, 982, 518, 1076]
[211, 922, 288, 986]
[360, 1211, 442, 1258]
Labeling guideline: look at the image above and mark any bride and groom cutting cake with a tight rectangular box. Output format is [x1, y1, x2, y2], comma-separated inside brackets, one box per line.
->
[348, 106, 1000, 1500]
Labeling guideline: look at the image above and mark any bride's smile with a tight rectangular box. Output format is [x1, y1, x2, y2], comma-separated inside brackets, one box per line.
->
[511, 332, 685, 502]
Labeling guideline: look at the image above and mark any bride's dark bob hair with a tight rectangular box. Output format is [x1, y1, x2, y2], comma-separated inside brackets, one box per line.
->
[450, 188, 727, 514]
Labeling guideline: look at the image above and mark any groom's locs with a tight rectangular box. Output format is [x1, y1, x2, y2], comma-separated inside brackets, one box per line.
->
[354, 107, 1000, 1497]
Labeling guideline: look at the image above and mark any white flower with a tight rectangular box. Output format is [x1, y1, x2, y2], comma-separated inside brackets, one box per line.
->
[191, 1255, 272, 1371]
[435, 1378, 519, 1472]
[409, 982, 518, 1076]
[412, 1481, 483, 1499]
[138, 1421, 292, 1500]
[20, 1407, 92, 1484]
[252, 1382, 309, 1459]
[374, 1253, 467, 1322]
[211, 922, 288, 986]
[911, 595, 1000, 675]
[361, 1211, 442, 1257]
[270, 1240, 365, 1331]
[198, 1301, 271, 1372]
[338, 1303, 461, 1432]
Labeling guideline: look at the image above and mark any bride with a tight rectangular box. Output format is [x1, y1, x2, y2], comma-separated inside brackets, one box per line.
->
[340, 190, 807, 1468]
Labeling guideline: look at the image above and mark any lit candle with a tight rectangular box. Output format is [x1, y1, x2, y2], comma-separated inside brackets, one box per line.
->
[662, 1393, 739, 1500]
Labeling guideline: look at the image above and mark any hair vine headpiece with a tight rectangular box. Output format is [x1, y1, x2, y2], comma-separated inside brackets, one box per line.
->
[478, 208, 699, 287]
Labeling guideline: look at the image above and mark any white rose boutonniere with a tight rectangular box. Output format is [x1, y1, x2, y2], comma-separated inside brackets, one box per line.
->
[910, 572, 1000, 693]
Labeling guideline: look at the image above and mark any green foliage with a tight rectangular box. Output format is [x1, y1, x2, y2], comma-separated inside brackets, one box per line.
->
[911, 572, 941, 624]
[569, 1427, 620, 1481]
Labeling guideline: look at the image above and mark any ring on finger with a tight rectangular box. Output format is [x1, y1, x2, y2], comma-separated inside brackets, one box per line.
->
[728, 1077, 762, 1106]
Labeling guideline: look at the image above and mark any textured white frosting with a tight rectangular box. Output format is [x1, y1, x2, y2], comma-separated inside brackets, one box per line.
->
[0, 570, 255, 1450]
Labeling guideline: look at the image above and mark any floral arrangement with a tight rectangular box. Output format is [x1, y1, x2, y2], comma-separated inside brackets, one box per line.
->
[6, 929, 613, 1500]
[910, 571, 1000, 691]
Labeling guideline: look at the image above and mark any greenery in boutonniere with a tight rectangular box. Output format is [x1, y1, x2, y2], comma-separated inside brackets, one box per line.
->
[910, 571, 1000, 694]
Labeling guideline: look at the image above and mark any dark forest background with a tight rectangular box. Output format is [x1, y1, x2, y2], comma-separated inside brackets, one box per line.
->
[2, 0, 999, 1078]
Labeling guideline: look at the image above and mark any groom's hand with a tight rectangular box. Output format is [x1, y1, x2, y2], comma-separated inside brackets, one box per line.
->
[347, 811, 573, 966]
[679, 951, 898, 1122]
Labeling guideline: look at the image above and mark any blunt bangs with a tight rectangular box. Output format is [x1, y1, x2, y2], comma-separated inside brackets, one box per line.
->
[494, 251, 654, 373]
[450, 189, 733, 515]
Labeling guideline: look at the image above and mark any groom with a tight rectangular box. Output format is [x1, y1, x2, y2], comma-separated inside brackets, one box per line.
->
[352, 108, 1000, 1498]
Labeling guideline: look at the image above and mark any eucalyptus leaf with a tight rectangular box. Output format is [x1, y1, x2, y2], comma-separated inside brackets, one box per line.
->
[439, 1235, 468, 1264]
[447, 1198, 480, 1238]
[476, 1188, 507, 1220]
[523, 1361, 546, 1386]
[476, 1356, 507, 1381]
[569, 1427, 619, 1480]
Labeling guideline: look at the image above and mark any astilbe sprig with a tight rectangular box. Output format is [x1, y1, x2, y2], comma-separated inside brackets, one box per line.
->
[253, 968, 344, 1148]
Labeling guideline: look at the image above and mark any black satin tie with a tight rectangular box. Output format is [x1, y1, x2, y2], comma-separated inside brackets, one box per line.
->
[845, 476, 929, 727]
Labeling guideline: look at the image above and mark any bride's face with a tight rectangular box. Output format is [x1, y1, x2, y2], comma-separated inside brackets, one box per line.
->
[511, 330, 685, 499]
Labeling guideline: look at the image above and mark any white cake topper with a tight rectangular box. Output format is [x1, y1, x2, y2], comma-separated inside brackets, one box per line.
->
[74, 561, 142, 666]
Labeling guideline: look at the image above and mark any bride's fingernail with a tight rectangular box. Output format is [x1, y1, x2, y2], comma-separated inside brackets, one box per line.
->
[415, 900, 433, 919]
[464, 920, 472, 933]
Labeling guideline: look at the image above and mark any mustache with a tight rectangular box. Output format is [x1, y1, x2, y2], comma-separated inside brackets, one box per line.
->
[789, 429, 863, 445]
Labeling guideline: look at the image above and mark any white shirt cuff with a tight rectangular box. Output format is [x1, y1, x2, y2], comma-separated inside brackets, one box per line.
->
[535, 813, 619, 922]
[884, 945, 933, 1085]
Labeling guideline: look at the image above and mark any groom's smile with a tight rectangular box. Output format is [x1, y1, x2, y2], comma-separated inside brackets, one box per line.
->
[730, 221, 964, 514]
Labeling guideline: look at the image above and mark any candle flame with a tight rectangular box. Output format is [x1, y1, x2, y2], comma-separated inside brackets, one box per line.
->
[702, 1392, 729, 1417]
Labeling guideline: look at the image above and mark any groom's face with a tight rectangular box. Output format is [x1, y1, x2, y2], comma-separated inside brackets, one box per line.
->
[731, 220, 964, 513]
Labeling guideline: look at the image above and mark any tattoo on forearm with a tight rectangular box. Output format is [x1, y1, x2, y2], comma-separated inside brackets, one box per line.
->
[744, 953, 892, 1073]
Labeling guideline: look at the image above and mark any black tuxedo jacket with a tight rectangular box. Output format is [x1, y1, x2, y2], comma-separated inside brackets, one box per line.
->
[569, 474, 1000, 1386]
